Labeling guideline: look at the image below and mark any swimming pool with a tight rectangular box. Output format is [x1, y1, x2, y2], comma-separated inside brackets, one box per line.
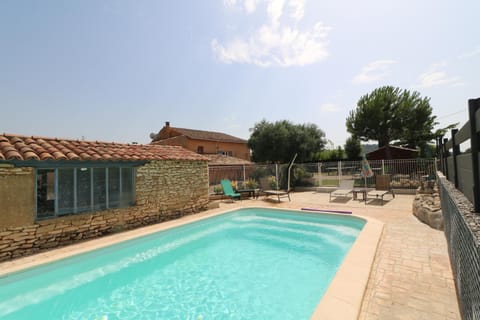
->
[0, 208, 365, 320]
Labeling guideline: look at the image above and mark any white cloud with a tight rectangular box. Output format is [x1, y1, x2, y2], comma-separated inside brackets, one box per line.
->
[289, 0, 305, 21]
[267, 0, 285, 27]
[320, 103, 340, 113]
[417, 63, 463, 88]
[212, 0, 330, 67]
[224, 0, 237, 7]
[352, 60, 396, 84]
[458, 46, 480, 59]
[244, 0, 260, 13]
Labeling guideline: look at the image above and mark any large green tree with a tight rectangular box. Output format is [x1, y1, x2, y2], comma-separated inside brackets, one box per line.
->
[346, 86, 437, 152]
[344, 135, 362, 160]
[248, 120, 326, 163]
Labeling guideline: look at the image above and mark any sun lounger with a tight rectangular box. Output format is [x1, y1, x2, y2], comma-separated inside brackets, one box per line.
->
[329, 180, 355, 201]
[220, 179, 241, 201]
[367, 175, 395, 205]
[263, 154, 297, 202]
[264, 189, 291, 202]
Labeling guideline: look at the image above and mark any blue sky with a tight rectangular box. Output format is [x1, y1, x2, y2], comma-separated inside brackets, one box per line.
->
[1, 0, 479, 148]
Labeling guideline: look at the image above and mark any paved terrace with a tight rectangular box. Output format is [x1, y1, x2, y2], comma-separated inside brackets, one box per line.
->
[219, 191, 461, 320]
[0, 191, 460, 319]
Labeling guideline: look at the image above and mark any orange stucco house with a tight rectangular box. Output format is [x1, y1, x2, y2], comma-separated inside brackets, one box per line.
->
[150, 122, 251, 161]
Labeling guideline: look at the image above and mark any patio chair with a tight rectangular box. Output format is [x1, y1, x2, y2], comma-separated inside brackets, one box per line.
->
[264, 188, 292, 202]
[263, 154, 297, 202]
[220, 179, 241, 201]
[367, 175, 395, 205]
[329, 179, 355, 202]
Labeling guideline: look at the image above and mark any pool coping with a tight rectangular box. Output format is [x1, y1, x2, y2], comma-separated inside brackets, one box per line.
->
[311, 211, 384, 320]
[0, 205, 384, 320]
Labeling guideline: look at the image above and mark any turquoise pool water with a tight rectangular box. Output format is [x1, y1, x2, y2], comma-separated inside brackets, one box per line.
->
[0, 208, 365, 320]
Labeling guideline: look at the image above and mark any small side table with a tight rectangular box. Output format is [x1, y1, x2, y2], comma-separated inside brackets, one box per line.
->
[352, 188, 369, 202]
[237, 188, 259, 199]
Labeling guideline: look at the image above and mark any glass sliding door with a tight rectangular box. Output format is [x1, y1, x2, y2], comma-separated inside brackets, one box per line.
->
[93, 168, 107, 210]
[36, 169, 55, 218]
[121, 167, 135, 206]
[108, 167, 120, 208]
[77, 168, 92, 213]
[58, 168, 74, 215]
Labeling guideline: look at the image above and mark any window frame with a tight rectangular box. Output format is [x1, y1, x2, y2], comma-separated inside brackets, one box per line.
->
[34, 165, 136, 220]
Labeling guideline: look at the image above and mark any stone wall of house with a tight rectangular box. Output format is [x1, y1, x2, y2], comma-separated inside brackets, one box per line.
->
[0, 165, 35, 227]
[0, 160, 209, 262]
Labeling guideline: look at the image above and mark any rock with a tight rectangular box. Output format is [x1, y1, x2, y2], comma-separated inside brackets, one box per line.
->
[413, 186, 444, 230]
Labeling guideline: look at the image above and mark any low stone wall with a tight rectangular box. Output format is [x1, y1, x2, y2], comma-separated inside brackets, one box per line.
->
[0, 160, 209, 262]
[412, 186, 443, 230]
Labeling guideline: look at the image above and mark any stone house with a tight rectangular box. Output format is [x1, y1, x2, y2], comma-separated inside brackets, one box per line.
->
[0, 133, 209, 261]
[150, 121, 250, 161]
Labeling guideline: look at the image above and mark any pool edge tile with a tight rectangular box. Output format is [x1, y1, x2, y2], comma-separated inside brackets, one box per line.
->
[311, 216, 384, 320]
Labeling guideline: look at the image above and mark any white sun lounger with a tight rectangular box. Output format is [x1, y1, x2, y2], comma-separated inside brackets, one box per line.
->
[329, 180, 354, 201]
[367, 175, 395, 205]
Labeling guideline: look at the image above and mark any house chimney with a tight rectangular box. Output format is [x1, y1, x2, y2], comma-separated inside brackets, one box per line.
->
[165, 121, 170, 127]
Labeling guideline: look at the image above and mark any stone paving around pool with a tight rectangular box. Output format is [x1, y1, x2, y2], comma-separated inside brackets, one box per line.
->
[215, 191, 461, 320]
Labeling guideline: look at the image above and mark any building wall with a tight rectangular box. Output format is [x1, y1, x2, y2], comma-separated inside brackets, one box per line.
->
[154, 137, 250, 160]
[185, 139, 250, 160]
[0, 160, 209, 262]
[0, 166, 35, 227]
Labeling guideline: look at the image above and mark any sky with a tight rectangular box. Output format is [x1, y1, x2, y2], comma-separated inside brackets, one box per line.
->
[1, 0, 479, 148]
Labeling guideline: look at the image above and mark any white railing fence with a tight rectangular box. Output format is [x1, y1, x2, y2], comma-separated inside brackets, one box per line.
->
[208, 158, 437, 192]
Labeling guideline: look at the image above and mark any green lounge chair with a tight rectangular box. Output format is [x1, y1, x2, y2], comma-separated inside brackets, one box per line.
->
[220, 179, 241, 201]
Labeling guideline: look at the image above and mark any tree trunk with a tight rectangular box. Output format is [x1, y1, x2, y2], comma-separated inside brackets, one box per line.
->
[378, 139, 392, 160]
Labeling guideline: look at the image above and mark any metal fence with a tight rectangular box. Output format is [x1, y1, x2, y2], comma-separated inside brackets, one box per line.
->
[437, 97, 480, 320]
[208, 158, 437, 193]
[438, 175, 480, 320]
[438, 97, 480, 212]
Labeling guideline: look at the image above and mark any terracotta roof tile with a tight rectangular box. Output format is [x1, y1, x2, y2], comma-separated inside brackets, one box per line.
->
[204, 154, 253, 165]
[152, 126, 247, 144]
[0, 133, 208, 162]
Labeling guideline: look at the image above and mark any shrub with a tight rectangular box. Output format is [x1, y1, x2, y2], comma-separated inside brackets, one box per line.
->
[268, 176, 278, 189]
[245, 178, 258, 189]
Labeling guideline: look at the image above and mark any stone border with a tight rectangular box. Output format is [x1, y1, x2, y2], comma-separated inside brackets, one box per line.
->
[311, 215, 384, 319]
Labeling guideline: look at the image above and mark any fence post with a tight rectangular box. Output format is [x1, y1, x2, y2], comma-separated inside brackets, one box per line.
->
[275, 164, 279, 190]
[451, 128, 460, 188]
[243, 165, 246, 184]
[318, 162, 322, 187]
[468, 98, 480, 213]
[338, 161, 342, 180]
[437, 136, 443, 172]
[207, 166, 211, 191]
[381, 160, 385, 175]
[443, 138, 449, 179]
